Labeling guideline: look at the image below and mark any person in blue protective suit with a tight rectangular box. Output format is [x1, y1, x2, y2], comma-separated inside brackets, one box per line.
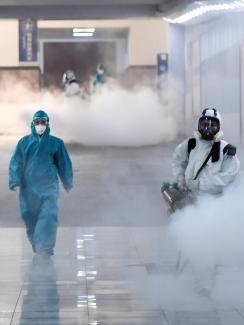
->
[93, 63, 107, 87]
[9, 110, 73, 258]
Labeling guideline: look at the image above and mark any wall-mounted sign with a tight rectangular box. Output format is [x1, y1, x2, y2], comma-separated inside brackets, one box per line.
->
[19, 19, 37, 62]
[157, 53, 168, 75]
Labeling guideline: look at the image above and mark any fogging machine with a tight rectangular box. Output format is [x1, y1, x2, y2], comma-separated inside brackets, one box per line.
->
[161, 182, 195, 213]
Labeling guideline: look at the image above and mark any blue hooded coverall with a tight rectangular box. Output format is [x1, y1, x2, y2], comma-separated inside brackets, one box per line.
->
[9, 111, 73, 256]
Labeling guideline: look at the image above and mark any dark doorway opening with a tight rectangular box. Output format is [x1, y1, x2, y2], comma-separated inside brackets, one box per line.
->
[43, 41, 116, 89]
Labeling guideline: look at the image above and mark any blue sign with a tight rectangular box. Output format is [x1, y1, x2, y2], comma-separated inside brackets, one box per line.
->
[157, 53, 168, 75]
[19, 19, 37, 62]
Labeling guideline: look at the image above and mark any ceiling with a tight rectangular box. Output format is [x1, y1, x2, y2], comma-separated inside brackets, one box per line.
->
[0, 0, 197, 19]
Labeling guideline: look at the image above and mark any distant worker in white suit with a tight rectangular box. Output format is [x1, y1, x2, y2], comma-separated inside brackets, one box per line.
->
[62, 70, 81, 97]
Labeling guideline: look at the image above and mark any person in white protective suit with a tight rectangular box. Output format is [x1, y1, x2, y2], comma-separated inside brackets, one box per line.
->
[172, 108, 240, 196]
[172, 108, 240, 298]
[62, 70, 81, 97]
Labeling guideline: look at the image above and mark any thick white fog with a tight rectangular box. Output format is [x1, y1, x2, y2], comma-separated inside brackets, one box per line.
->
[164, 174, 244, 302]
[132, 175, 244, 307]
[170, 178, 244, 267]
[0, 76, 181, 146]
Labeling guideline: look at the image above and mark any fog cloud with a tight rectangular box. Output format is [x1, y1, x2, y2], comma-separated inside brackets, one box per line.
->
[0, 76, 182, 146]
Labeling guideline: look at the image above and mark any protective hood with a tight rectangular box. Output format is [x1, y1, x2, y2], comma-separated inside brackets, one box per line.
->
[97, 64, 105, 75]
[62, 70, 76, 84]
[31, 110, 50, 137]
[33, 110, 49, 122]
[201, 108, 222, 124]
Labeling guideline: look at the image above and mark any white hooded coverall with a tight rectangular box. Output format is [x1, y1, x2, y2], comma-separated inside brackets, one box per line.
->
[64, 82, 81, 97]
[172, 131, 240, 195]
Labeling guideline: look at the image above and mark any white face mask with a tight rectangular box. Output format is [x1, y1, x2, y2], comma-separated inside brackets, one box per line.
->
[35, 125, 46, 136]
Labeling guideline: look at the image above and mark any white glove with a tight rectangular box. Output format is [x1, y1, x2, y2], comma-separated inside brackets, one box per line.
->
[188, 179, 200, 192]
[177, 175, 186, 190]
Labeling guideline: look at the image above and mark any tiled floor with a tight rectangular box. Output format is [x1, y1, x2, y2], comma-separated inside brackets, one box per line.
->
[1, 226, 244, 325]
[1, 137, 244, 324]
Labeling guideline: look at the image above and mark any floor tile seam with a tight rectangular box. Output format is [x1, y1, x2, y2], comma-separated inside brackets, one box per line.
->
[234, 308, 244, 320]
[127, 227, 143, 265]
[13, 310, 90, 314]
[14, 305, 90, 312]
[159, 303, 235, 309]
[9, 284, 23, 325]
[56, 226, 166, 230]
[211, 305, 225, 324]
[159, 307, 171, 325]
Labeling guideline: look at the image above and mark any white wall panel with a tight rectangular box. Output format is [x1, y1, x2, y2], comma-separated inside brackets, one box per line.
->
[183, 12, 244, 143]
[0, 19, 18, 67]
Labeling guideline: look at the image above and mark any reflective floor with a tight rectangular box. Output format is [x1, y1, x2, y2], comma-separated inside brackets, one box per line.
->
[2, 227, 244, 325]
[1, 136, 244, 324]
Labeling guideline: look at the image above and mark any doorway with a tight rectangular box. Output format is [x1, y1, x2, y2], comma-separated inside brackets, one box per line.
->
[42, 41, 116, 89]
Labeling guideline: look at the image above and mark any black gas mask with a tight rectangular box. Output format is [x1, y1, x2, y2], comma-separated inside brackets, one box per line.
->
[198, 116, 220, 140]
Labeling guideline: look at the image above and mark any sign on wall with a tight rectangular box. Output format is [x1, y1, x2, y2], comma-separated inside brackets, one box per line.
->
[19, 19, 37, 62]
[157, 53, 168, 75]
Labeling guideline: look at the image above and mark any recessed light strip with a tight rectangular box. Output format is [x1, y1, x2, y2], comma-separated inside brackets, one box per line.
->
[73, 28, 95, 33]
[164, 1, 244, 24]
[73, 32, 94, 37]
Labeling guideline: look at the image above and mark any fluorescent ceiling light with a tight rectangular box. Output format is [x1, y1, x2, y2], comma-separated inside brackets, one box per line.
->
[73, 28, 95, 33]
[164, 1, 244, 24]
[73, 32, 94, 37]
